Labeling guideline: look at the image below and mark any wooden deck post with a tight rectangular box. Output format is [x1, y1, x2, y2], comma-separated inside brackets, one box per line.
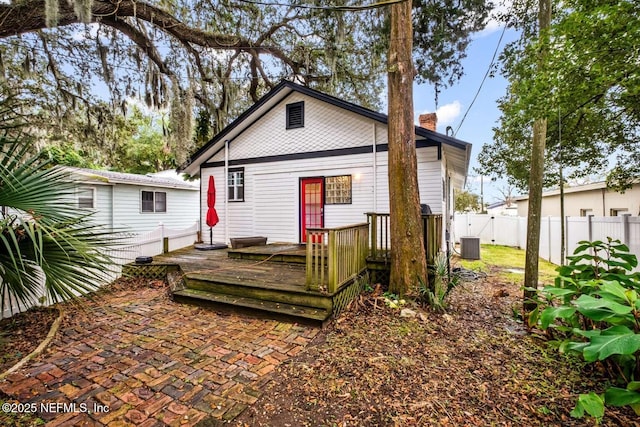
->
[369, 213, 378, 259]
[327, 229, 337, 293]
[305, 232, 313, 290]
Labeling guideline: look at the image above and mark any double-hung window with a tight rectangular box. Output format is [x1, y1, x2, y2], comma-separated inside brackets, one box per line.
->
[228, 168, 244, 202]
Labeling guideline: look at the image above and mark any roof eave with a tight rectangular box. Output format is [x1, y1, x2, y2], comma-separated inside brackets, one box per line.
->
[179, 80, 473, 176]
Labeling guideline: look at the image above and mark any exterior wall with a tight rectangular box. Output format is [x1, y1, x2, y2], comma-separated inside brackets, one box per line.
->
[517, 184, 640, 217]
[201, 147, 443, 244]
[109, 184, 199, 233]
[209, 93, 377, 163]
[85, 184, 114, 229]
[440, 154, 456, 245]
[199, 90, 456, 245]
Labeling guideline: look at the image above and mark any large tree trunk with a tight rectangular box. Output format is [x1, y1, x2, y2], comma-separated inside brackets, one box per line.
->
[387, 1, 427, 296]
[524, 0, 552, 324]
[523, 118, 547, 317]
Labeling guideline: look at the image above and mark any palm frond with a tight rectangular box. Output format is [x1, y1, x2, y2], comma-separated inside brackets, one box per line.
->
[0, 120, 123, 315]
[0, 140, 78, 222]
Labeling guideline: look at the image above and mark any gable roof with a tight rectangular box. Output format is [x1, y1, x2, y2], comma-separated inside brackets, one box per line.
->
[65, 167, 198, 191]
[179, 80, 472, 182]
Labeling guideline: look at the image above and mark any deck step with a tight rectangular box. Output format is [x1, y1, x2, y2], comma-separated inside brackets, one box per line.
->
[227, 244, 308, 264]
[184, 275, 332, 311]
[227, 251, 307, 264]
[173, 288, 331, 321]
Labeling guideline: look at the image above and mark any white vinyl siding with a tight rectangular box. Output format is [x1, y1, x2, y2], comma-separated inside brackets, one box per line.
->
[208, 93, 374, 163]
[110, 185, 198, 232]
[83, 185, 113, 230]
[201, 145, 442, 244]
[254, 174, 297, 242]
[198, 91, 460, 246]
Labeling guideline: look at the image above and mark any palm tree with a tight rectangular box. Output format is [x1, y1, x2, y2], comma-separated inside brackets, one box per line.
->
[0, 105, 118, 316]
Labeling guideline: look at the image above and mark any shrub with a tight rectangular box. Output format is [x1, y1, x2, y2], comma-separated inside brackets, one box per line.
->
[532, 238, 640, 420]
[419, 253, 460, 312]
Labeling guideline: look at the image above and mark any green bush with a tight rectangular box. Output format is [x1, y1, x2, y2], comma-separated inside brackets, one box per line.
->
[419, 253, 460, 312]
[532, 238, 640, 420]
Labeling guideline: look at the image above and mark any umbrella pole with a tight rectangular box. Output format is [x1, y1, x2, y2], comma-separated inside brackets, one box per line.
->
[210, 227, 213, 245]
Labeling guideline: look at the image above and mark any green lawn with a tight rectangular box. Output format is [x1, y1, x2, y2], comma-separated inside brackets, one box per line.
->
[456, 244, 558, 285]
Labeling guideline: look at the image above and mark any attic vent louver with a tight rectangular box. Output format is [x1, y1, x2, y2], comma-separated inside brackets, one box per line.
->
[286, 101, 304, 129]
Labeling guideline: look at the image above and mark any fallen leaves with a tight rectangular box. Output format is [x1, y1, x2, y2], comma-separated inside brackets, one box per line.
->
[0, 306, 58, 373]
[234, 271, 639, 427]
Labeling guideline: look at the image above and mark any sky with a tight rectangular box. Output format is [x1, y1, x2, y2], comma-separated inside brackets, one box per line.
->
[412, 25, 521, 204]
[68, 9, 519, 204]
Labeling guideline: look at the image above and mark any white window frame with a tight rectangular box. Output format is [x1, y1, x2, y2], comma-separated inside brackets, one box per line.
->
[141, 190, 167, 213]
[77, 187, 96, 209]
[228, 168, 245, 202]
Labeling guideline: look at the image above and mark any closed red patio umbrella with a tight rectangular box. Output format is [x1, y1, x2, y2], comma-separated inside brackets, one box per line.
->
[206, 175, 219, 244]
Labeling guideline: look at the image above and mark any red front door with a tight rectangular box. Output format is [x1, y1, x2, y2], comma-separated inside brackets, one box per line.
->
[300, 178, 324, 242]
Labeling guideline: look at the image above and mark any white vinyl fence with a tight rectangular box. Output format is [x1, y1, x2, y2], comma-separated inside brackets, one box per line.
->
[104, 221, 200, 278]
[454, 213, 640, 269]
[1, 221, 200, 319]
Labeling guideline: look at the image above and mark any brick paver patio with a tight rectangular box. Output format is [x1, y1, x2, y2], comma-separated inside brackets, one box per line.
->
[0, 282, 320, 426]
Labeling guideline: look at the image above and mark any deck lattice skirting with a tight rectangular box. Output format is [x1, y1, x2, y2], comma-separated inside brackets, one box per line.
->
[331, 273, 367, 316]
[122, 264, 172, 280]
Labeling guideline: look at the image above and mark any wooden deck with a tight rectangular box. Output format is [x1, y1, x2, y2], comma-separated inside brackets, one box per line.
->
[123, 216, 441, 322]
[155, 245, 310, 289]
[124, 244, 361, 323]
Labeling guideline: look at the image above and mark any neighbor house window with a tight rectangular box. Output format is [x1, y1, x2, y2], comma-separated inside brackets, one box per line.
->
[580, 209, 593, 217]
[77, 187, 95, 209]
[141, 191, 166, 213]
[228, 168, 244, 202]
[286, 101, 304, 129]
[325, 175, 352, 204]
[610, 208, 628, 216]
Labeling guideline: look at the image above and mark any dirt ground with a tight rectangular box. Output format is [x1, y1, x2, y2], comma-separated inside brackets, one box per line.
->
[0, 306, 59, 374]
[1, 272, 639, 426]
[233, 267, 639, 427]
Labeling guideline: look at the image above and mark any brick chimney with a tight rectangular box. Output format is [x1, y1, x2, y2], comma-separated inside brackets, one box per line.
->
[419, 113, 437, 131]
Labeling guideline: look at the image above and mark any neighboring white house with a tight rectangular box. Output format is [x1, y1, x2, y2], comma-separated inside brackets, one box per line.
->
[67, 168, 199, 233]
[180, 80, 472, 245]
[516, 181, 640, 217]
[486, 200, 519, 216]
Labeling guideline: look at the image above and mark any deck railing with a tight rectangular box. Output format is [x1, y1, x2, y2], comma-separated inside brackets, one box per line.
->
[305, 223, 369, 293]
[366, 213, 443, 265]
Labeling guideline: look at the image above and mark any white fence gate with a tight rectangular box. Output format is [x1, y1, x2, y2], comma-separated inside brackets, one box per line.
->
[454, 213, 640, 269]
[1, 221, 200, 319]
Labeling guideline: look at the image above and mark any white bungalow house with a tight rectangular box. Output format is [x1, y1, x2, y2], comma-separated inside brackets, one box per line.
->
[66, 168, 199, 233]
[180, 81, 472, 246]
[486, 200, 519, 216]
